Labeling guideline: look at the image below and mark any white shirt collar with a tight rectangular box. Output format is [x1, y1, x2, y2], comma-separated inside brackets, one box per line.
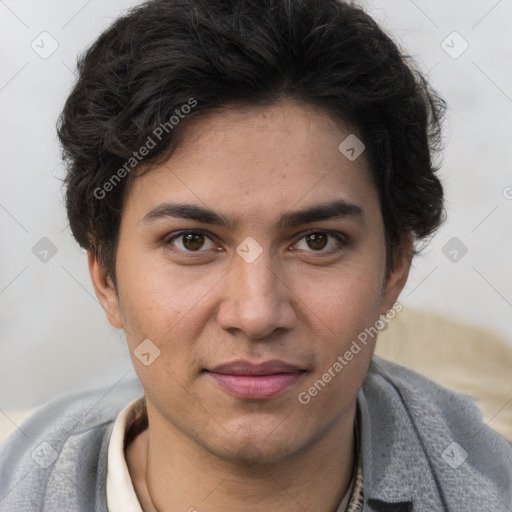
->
[106, 396, 146, 512]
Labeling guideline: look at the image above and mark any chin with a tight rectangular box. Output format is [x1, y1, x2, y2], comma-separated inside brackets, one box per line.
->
[203, 423, 306, 466]
[218, 440, 296, 466]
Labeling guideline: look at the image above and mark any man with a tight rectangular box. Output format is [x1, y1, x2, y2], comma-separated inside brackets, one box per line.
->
[1, 0, 511, 510]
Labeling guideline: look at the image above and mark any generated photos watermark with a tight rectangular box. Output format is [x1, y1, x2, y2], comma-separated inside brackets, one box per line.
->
[93, 97, 198, 200]
[297, 301, 402, 405]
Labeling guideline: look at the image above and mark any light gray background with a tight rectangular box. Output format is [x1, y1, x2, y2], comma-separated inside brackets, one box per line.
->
[1, 0, 511, 410]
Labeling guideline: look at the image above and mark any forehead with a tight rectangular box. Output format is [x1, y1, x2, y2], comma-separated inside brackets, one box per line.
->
[123, 101, 379, 226]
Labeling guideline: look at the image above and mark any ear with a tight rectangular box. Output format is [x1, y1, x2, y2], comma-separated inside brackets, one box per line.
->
[380, 234, 414, 314]
[88, 251, 123, 329]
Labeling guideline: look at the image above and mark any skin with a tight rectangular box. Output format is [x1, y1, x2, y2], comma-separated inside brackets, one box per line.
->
[90, 101, 412, 512]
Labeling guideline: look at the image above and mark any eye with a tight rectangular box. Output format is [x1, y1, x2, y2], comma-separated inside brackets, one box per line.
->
[292, 231, 346, 252]
[166, 231, 216, 252]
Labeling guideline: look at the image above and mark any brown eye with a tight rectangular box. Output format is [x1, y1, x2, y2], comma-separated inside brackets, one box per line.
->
[182, 232, 205, 251]
[292, 231, 346, 253]
[305, 233, 328, 250]
[168, 231, 215, 252]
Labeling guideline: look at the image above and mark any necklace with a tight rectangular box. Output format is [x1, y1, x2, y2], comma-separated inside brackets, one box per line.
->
[145, 436, 161, 512]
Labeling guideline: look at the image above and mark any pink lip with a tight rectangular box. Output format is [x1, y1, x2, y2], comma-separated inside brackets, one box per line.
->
[207, 360, 305, 400]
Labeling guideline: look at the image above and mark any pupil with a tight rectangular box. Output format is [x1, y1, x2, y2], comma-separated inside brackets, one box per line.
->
[307, 233, 327, 250]
[183, 233, 204, 250]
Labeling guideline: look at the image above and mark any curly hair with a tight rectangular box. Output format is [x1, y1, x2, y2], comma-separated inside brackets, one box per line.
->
[57, 0, 446, 285]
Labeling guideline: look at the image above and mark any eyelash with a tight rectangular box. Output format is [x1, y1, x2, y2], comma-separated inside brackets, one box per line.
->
[163, 229, 348, 256]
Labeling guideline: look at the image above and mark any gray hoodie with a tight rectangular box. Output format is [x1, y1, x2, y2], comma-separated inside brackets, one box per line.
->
[1, 356, 511, 511]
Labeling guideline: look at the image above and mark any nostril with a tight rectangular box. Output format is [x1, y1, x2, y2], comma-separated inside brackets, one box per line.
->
[248, 333, 266, 341]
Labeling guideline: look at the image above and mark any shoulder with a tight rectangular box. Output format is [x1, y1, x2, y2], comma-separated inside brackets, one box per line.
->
[0, 376, 143, 512]
[360, 356, 512, 509]
[364, 355, 479, 414]
[363, 355, 509, 448]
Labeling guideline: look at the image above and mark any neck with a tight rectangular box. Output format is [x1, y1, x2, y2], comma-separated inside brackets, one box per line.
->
[128, 402, 357, 512]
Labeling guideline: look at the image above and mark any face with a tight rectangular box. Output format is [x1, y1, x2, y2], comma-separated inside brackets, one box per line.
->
[91, 101, 410, 464]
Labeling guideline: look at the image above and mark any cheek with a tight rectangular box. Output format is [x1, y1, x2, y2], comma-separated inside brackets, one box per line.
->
[298, 260, 385, 344]
[115, 269, 211, 402]
[293, 265, 384, 419]
[114, 250, 211, 352]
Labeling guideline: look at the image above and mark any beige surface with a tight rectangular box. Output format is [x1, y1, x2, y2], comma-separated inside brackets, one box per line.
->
[376, 307, 512, 444]
[1, 308, 511, 444]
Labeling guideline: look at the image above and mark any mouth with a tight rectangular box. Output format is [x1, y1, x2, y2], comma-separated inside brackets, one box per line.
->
[205, 360, 307, 400]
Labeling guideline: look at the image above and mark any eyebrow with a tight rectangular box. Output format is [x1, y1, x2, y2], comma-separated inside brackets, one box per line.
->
[142, 199, 364, 229]
[276, 199, 364, 228]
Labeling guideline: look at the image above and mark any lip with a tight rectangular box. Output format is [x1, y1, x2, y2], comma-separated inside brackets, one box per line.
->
[206, 360, 306, 400]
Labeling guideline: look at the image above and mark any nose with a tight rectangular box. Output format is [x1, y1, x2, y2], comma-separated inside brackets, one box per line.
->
[216, 249, 297, 340]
